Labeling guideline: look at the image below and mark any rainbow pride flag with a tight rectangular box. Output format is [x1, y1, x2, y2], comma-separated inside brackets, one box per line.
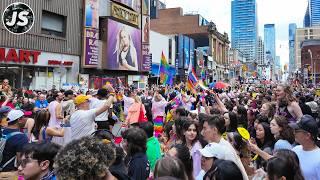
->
[159, 52, 173, 85]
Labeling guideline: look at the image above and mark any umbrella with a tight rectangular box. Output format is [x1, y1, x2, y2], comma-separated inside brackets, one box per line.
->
[214, 81, 229, 89]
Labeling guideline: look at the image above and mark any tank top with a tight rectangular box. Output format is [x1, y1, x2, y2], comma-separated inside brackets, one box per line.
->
[48, 101, 62, 128]
[277, 106, 296, 123]
[41, 127, 52, 142]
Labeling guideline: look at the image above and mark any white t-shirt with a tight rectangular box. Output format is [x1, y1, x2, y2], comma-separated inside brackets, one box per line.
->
[123, 95, 134, 116]
[293, 145, 320, 180]
[90, 98, 108, 122]
[218, 138, 249, 180]
[70, 109, 96, 140]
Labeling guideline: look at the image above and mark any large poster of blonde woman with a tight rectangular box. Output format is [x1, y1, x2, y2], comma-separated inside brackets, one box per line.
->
[85, 0, 99, 28]
[106, 19, 141, 71]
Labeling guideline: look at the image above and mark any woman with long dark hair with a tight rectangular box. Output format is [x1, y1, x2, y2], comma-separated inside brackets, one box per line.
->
[122, 128, 150, 180]
[224, 111, 238, 132]
[267, 149, 305, 180]
[253, 122, 275, 169]
[33, 110, 64, 142]
[182, 120, 202, 177]
[167, 144, 193, 180]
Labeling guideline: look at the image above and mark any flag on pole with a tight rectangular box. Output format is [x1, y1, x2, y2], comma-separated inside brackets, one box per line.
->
[159, 52, 173, 85]
[187, 59, 198, 94]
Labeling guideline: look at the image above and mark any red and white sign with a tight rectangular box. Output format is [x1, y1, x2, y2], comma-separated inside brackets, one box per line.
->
[0, 47, 79, 67]
[0, 48, 41, 64]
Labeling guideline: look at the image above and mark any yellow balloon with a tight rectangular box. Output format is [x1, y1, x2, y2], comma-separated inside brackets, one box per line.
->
[237, 127, 250, 140]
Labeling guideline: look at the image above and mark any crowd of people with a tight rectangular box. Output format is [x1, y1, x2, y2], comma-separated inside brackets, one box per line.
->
[0, 78, 319, 180]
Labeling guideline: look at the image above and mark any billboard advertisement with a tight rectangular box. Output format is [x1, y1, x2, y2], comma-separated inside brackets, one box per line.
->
[105, 19, 142, 71]
[142, 44, 151, 72]
[178, 35, 184, 68]
[112, 0, 141, 12]
[85, 0, 99, 29]
[190, 38, 194, 69]
[83, 28, 99, 66]
[184, 36, 190, 69]
[142, 16, 150, 43]
[142, 0, 149, 15]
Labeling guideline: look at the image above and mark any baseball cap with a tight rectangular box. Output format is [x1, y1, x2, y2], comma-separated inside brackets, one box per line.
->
[7, 110, 24, 123]
[198, 142, 227, 159]
[290, 115, 318, 138]
[74, 94, 90, 106]
[0, 106, 11, 114]
[91, 90, 98, 96]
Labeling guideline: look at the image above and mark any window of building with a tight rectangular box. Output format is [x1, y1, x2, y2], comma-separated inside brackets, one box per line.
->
[41, 11, 66, 37]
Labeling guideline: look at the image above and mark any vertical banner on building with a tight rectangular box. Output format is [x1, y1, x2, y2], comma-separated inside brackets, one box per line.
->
[142, 44, 151, 72]
[142, 0, 149, 15]
[178, 35, 184, 68]
[184, 36, 190, 69]
[190, 38, 194, 68]
[83, 0, 99, 67]
[85, 0, 99, 28]
[83, 28, 99, 66]
[142, 16, 150, 43]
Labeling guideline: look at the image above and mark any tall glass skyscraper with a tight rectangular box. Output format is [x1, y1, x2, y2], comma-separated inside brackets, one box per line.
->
[264, 24, 276, 65]
[304, 0, 320, 27]
[231, 0, 258, 62]
[288, 23, 297, 73]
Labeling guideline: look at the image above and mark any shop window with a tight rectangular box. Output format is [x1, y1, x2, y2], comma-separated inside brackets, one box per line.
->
[41, 11, 66, 37]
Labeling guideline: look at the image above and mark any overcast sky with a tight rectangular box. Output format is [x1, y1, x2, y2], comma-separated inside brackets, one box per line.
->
[164, 0, 308, 65]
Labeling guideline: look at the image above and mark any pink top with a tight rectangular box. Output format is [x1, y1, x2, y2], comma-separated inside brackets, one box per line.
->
[151, 99, 167, 118]
[126, 102, 146, 125]
[48, 101, 62, 128]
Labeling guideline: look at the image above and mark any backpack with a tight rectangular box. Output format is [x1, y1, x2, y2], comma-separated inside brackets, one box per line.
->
[0, 131, 23, 171]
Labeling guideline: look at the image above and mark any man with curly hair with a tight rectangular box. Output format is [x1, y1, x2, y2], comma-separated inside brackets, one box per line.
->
[53, 136, 116, 180]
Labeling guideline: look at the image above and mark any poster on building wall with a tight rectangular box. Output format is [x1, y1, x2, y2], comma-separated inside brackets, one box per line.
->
[112, 0, 141, 12]
[142, 44, 151, 72]
[184, 36, 190, 69]
[190, 38, 194, 68]
[85, 0, 99, 29]
[178, 35, 184, 68]
[83, 28, 99, 66]
[142, 0, 149, 15]
[142, 16, 150, 43]
[105, 19, 142, 71]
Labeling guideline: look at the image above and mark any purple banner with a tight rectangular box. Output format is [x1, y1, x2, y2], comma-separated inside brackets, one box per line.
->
[84, 28, 99, 66]
[142, 44, 151, 72]
[105, 19, 141, 71]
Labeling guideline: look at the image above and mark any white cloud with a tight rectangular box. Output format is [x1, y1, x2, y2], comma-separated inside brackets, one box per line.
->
[165, 0, 308, 64]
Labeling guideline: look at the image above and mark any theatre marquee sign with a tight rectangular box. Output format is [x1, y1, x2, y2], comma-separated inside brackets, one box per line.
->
[111, 3, 139, 26]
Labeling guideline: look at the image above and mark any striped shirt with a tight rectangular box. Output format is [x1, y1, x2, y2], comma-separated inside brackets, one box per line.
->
[70, 109, 96, 140]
